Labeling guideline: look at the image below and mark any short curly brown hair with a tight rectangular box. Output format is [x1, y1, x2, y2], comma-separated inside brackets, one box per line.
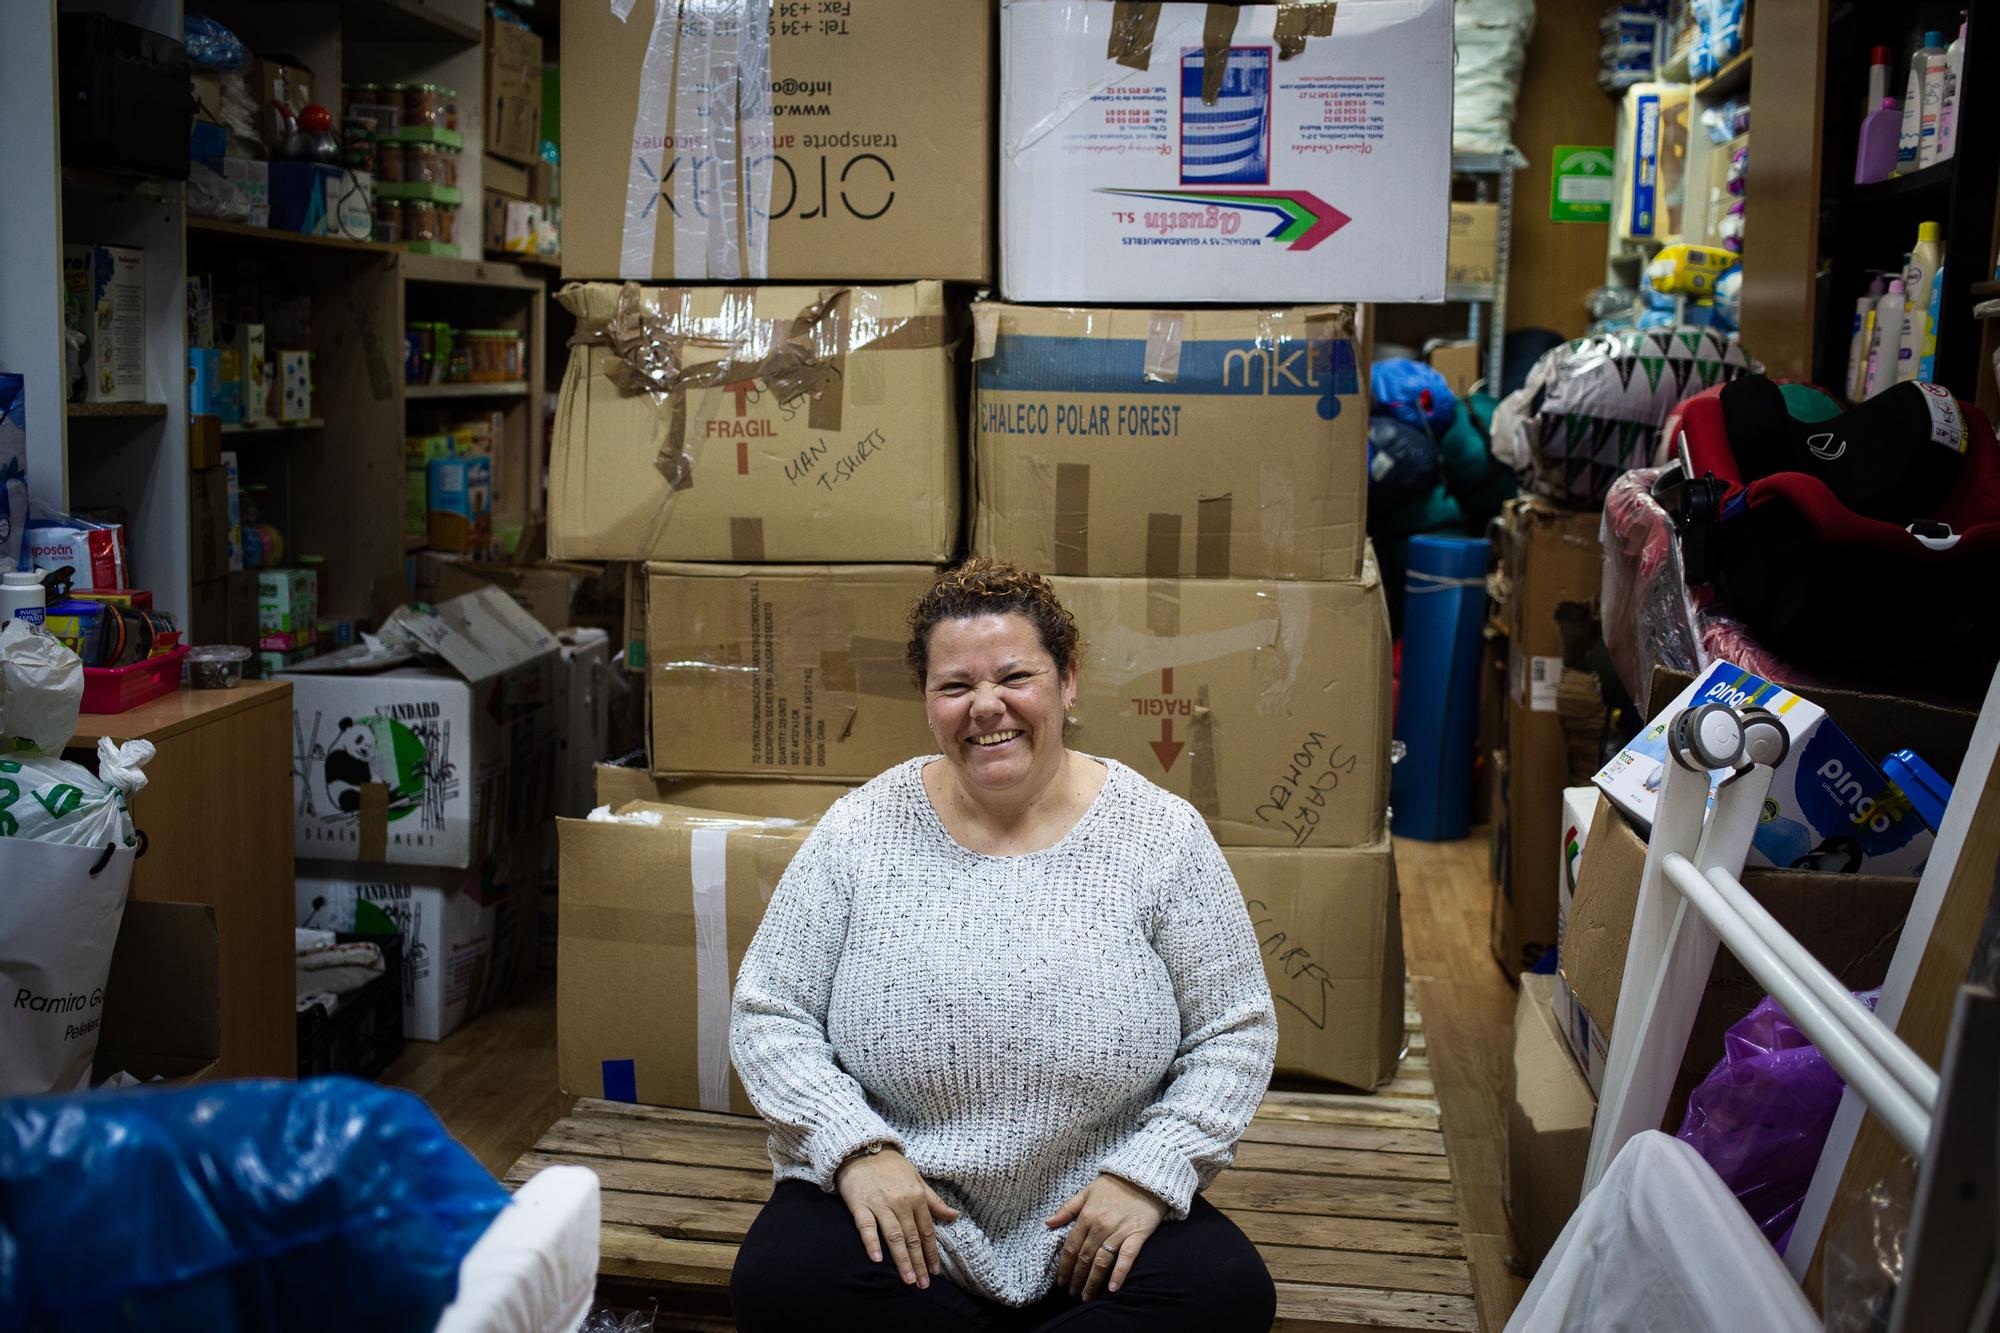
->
[906, 557, 1080, 688]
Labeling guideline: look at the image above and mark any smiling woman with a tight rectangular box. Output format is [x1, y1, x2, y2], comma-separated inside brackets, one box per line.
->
[726, 558, 1281, 1333]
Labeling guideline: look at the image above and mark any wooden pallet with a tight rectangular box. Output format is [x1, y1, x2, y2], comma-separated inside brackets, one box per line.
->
[506, 995, 1471, 1331]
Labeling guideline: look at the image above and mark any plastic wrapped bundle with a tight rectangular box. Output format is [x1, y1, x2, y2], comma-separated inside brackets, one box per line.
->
[1453, 0, 1536, 154]
[1601, 467, 1818, 714]
[0, 1077, 508, 1331]
[1492, 327, 1761, 507]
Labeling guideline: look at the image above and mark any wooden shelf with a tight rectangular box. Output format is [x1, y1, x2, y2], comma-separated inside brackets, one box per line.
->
[402, 252, 545, 290]
[1692, 49, 1753, 100]
[68, 401, 170, 419]
[485, 249, 561, 271]
[406, 382, 531, 400]
[1970, 280, 2000, 301]
[1846, 159, 1954, 207]
[188, 216, 399, 256]
[63, 166, 176, 199]
[339, 0, 481, 45]
[222, 419, 326, 435]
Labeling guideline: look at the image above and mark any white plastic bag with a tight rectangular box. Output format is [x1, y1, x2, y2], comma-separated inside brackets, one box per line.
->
[1, 738, 154, 846]
[0, 838, 139, 1094]
[0, 619, 83, 754]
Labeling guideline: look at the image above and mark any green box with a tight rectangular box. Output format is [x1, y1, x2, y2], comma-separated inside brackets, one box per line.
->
[258, 567, 318, 635]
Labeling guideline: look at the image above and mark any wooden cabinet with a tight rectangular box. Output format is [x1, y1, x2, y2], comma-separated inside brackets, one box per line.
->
[71, 682, 296, 1078]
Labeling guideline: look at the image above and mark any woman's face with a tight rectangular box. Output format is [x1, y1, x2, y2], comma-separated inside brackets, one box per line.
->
[923, 612, 1075, 797]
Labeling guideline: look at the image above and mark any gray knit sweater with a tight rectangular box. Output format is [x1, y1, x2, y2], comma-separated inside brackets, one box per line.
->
[729, 755, 1278, 1307]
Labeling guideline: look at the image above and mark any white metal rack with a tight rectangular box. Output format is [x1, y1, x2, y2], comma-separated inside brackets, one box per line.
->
[1449, 149, 1520, 393]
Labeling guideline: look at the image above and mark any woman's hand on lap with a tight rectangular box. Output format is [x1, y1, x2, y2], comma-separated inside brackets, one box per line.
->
[1046, 1173, 1167, 1299]
[835, 1148, 959, 1289]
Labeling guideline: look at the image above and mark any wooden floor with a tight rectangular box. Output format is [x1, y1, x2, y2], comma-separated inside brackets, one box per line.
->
[387, 832, 1524, 1331]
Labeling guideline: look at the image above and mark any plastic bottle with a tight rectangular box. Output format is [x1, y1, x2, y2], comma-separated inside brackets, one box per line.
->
[1938, 20, 1967, 161]
[1855, 96, 1901, 184]
[1865, 279, 1907, 399]
[1900, 222, 1944, 382]
[1919, 34, 1953, 167]
[1847, 273, 1886, 400]
[1920, 259, 1945, 381]
[1, 570, 46, 626]
[1898, 33, 1946, 172]
[1865, 45, 1891, 114]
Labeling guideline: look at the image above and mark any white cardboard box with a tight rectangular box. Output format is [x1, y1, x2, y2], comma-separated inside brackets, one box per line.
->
[1551, 785, 1606, 1093]
[279, 587, 561, 868]
[62, 245, 145, 403]
[296, 845, 540, 1041]
[998, 0, 1451, 303]
[1592, 661, 1936, 878]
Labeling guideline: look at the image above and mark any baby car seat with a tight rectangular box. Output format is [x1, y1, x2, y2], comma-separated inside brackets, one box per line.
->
[1657, 376, 2000, 696]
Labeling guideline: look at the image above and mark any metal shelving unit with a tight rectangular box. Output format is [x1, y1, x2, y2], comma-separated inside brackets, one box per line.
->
[1450, 149, 1521, 392]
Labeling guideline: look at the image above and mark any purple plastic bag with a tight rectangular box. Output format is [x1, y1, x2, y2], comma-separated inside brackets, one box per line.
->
[1676, 989, 1879, 1254]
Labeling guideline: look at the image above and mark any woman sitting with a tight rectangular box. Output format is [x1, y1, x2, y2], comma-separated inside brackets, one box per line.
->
[728, 558, 1279, 1331]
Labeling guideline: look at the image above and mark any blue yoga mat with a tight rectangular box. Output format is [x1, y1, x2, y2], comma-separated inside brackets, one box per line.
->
[1391, 535, 1491, 841]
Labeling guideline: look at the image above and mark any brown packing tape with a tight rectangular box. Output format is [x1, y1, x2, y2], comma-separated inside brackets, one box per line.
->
[1055, 463, 1091, 576]
[1273, 0, 1339, 59]
[729, 517, 766, 562]
[809, 288, 852, 433]
[1107, 2, 1161, 70]
[1145, 581, 1181, 641]
[1196, 495, 1233, 578]
[1191, 683, 1220, 815]
[1201, 5, 1243, 105]
[359, 783, 389, 863]
[1143, 313, 1184, 383]
[849, 636, 914, 699]
[972, 306, 1001, 362]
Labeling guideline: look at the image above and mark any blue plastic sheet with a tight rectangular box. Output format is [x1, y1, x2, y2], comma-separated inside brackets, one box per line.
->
[0, 1076, 507, 1332]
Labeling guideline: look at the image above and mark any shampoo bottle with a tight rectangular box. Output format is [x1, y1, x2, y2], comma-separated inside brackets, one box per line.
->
[1920, 260, 1945, 382]
[1847, 273, 1886, 400]
[1856, 96, 1901, 184]
[1865, 279, 1907, 399]
[1866, 44, 1891, 111]
[1939, 21, 1967, 160]
[1919, 33, 1953, 166]
[1900, 222, 1944, 382]
[1899, 33, 1946, 171]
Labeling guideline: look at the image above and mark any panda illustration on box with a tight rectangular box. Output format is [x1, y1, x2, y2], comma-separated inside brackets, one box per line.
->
[324, 717, 385, 814]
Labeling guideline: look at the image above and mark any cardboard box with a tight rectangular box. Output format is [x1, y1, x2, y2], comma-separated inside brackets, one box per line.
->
[1506, 974, 1595, 1265]
[485, 153, 531, 199]
[970, 301, 1367, 581]
[998, 0, 1451, 303]
[1490, 499, 1604, 978]
[434, 559, 593, 634]
[555, 628, 612, 820]
[1446, 201, 1500, 288]
[1552, 786, 1606, 1091]
[62, 245, 145, 403]
[297, 845, 541, 1041]
[595, 762, 854, 819]
[486, 16, 544, 165]
[189, 413, 222, 470]
[1595, 662, 1936, 878]
[550, 282, 960, 563]
[222, 158, 270, 230]
[1055, 569, 1391, 848]
[278, 349, 312, 421]
[260, 647, 316, 677]
[558, 805, 814, 1112]
[562, 0, 992, 282]
[1229, 839, 1403, 1089]
[1427, 340, 1481, 399]
[484, 192, 548, 256]
[646, 563, 934, 780]
[190, 466, 231, 585]
[1563, 794, 1919, 1117]
[91, 901, 222, 1086]
[227, 323, 270, 426]
[278, 587, 562, 867]
[257, 567, 317, 636]
[428, 455, 494, 554]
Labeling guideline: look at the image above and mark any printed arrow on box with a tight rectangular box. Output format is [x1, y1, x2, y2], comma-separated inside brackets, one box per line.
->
[1097, 188, 1352, 251]
[1150, 668, 1184, 772]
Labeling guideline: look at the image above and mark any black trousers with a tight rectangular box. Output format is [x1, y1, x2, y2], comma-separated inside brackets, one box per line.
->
[730, 1180, 1277, 1332]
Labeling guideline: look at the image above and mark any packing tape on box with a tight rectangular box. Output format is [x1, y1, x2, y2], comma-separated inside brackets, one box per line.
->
[688, 824, 733, 1113]
[567, 283, 948, 557]
[1143, 313, 1183, 384]
[359, 783, 389, 862]
[1103, 4, 1336, 98]
[617, 0, 774, 279]
[1054, 463, 1091, 575]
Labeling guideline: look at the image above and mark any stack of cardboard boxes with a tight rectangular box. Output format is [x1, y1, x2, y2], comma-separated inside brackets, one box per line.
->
[547, 0, 1452, 1111]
